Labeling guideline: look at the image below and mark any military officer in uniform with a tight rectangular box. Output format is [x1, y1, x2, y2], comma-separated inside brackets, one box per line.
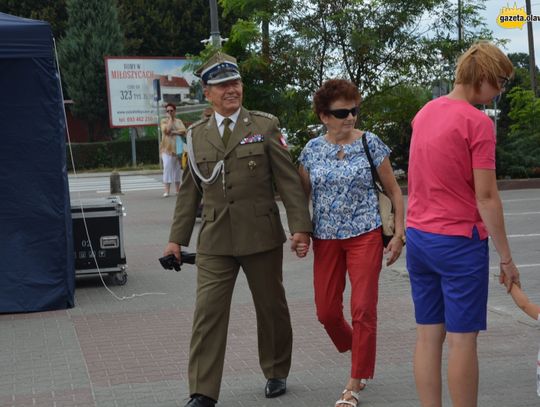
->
[163, 52, 312, 407]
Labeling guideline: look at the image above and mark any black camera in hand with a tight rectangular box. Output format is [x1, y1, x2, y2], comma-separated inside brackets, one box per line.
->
[159, 251, 196, 271]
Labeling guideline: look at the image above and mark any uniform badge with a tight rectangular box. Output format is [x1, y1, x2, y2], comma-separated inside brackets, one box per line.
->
[240, 134, 264, 144]
[279, 135, 288, 149]
[248, 160, 257, 171]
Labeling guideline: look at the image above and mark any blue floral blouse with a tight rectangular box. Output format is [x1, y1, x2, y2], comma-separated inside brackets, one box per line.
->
[298, 132, 391, 240]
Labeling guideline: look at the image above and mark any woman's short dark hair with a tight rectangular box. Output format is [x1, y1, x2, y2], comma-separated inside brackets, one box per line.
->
[313, 79, 361, 118]
[165, 102, 176, 111]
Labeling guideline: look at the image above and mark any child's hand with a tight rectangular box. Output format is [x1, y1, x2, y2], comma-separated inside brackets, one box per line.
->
[509, 283, 540, 320]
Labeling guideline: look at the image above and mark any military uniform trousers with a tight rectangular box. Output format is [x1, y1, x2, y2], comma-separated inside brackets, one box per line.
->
[189, 246, 292, 400]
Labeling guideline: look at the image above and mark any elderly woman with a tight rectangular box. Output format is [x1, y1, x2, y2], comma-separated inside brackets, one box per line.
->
[298, 79, 405, 407]
[160, 103, 186, 197]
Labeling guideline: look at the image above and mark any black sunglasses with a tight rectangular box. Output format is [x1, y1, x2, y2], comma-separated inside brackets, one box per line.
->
[328, 106, 358, 119]
[166, 109, 175, 113]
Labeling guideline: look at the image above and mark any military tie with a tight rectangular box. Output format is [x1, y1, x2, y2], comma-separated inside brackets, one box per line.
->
[222, 117, 232, 147]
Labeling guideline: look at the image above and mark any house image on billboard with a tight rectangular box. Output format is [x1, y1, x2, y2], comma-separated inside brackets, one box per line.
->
[156, 74, 190, 105]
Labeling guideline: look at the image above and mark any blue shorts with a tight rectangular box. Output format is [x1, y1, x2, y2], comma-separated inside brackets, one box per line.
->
[406, 227, 489, 333]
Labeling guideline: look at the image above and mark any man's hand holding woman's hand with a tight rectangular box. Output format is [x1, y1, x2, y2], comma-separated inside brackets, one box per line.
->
[290, 232, 311, 258]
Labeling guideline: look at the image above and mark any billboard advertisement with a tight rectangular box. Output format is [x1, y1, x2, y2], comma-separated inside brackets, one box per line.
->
[104, 57, 200, 128]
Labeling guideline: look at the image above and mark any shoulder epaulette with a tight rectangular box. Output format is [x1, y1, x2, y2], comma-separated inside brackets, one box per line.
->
[250, 110, 276, 120]
[188, 117, 209, 131]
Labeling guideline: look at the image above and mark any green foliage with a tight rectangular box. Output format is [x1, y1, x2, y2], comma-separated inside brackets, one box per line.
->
[497, 71, 531, 136]
[116, 0, 239, 56]
[508, 88, 540, 134]
[9, 0, 535, 178]
[58, 0, 124, 140]
[496, 87, 540, 178]
[279, 0, 447, 94]
[0, 0, 241, 62]
[228, 19, 260, 46]
[279, 89, 319, 163]
[221, 0, 293, 55]
[67, 138, 159, 170]
[0, 0, 68, 38]
[362, 85, 432, 170]
[214, 0, 524, 176]
[497, 53, 540, 136]
[216, 0, 461, 169]
[424, 0, 499, 84]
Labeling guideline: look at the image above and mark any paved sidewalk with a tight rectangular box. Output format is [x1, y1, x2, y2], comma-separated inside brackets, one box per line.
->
[1, 188, 539, 407]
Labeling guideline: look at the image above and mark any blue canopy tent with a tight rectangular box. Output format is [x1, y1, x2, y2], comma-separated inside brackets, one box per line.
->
[0, 13, 74, 312]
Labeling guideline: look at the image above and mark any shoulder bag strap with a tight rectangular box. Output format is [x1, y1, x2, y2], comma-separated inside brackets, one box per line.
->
[361, 134, 382, 193]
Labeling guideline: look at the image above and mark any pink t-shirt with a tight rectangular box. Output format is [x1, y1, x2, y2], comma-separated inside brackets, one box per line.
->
[407, 96, 496, 239]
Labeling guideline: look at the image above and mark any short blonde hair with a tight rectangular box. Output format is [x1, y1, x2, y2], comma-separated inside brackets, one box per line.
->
[454, 41, 514, 91]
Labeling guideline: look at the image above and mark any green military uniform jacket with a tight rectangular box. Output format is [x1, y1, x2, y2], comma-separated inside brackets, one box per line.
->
[168, 107, 312, 256]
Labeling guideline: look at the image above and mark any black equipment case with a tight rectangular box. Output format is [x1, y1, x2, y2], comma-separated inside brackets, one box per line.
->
[70, 196, 128, 285]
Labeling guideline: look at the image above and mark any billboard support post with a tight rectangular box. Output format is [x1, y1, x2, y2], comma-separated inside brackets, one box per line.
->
[130, 127, 137, 167]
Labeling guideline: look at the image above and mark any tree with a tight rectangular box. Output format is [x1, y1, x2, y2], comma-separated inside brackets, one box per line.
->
[293, 0, 445, 94]
[58, 0, 124, 140]
[509, 52, 538, 71]
[116, 0, 239, 56]
[424, 0, 498, 86]
[0, 0, 241, 59]
[217, 0, 462, 165]
[497, 88, 540, 177]
[497, 57, 534, 134]
[194, 0, 502, 169]
[361, 84, 432, 170]
[494, 53, 540, 177]
[0, 0, 68, 39]
[222, 0, 447, 98]
[221, 0, 293, 60]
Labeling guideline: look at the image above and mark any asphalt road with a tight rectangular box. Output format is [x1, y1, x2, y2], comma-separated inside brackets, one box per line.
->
[69, 173, 540, 321]
[69, 174, 164, 194]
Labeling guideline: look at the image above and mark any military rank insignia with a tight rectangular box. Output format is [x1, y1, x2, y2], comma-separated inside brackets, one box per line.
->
[240, 134, 264, 144]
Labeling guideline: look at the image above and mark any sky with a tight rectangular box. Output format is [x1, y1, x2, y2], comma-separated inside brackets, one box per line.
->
[483, 0, 540, 66]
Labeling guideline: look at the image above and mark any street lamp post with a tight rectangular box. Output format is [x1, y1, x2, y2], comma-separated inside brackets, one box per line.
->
[209, 0, 222, 49]
[525, 0, 538, 96]
[457, 0, 463, 44]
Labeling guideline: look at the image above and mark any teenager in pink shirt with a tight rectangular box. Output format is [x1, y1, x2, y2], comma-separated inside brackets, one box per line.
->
[407, 41, 520, 407]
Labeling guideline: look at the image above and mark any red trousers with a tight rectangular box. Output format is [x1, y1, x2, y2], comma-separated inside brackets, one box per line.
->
[313, 228, 383, 379]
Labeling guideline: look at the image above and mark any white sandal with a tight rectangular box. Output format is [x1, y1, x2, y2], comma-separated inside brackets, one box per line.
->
[335, 389, 360, 406]
[334, 380, 367, 407]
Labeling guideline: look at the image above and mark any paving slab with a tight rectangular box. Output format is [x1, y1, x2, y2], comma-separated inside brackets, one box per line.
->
[0, 186, 539, 406]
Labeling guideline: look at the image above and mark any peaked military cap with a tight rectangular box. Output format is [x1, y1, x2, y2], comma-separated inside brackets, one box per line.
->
[195, 51, 241, 85]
